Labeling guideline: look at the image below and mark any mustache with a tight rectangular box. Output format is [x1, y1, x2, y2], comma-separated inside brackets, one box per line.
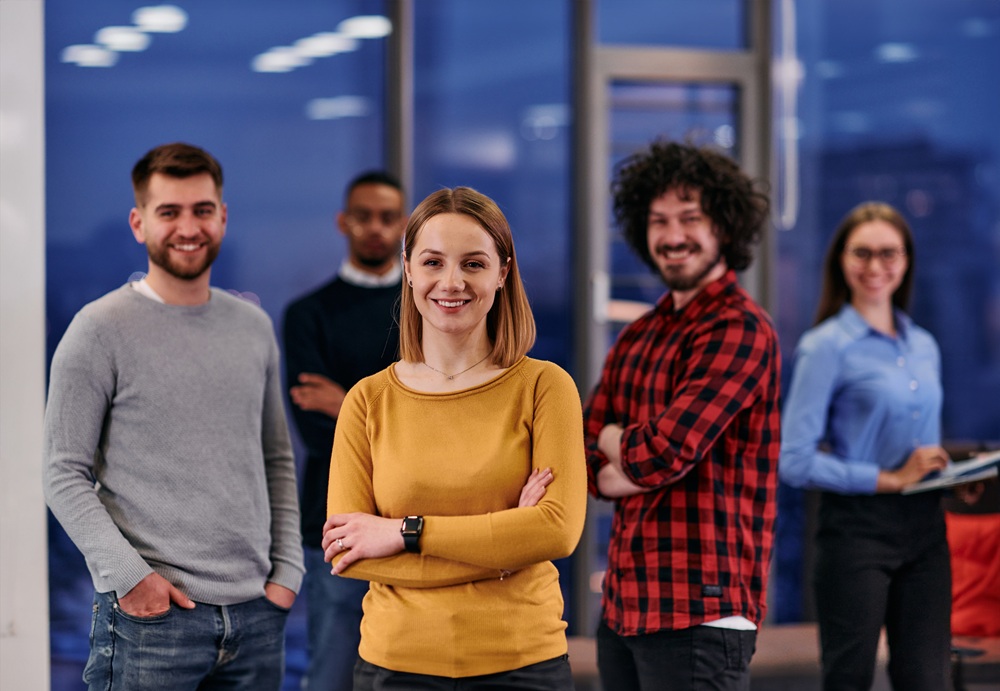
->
[654, 242, 699, 256]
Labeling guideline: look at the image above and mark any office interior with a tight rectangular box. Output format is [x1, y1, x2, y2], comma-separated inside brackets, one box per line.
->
[1, 0, 998, 688]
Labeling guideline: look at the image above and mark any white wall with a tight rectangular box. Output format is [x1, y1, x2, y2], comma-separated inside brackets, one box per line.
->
[0, 0, 50, 688]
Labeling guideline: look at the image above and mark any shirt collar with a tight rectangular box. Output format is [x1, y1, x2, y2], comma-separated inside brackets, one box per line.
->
[339, 260, 402, 288]
[656, 269, 739, 319]
[837, 304, 912, 343]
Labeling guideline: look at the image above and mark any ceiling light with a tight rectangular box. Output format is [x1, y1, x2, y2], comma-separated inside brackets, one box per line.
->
[875, 43, 918, 63]
[62, 44, 119, 67]
[132, 5, 188, 33]
[95, 26, 151, 52]
[294, 33, 359, 58]
[337, 15, 392, 39]
[252, 48, 312, 73]
[305, 96, 370, 120]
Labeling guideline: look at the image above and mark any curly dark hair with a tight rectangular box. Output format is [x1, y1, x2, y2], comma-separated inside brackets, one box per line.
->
[611, 140, 770, 272]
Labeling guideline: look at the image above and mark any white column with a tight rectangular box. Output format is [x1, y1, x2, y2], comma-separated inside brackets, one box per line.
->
[0, 0, 50, 688]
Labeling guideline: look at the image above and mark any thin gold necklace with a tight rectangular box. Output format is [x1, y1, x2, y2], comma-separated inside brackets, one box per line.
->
[422, 353, 491, 380]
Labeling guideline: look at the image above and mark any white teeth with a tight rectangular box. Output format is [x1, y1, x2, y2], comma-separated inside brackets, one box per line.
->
[174, 243, 200, 251]
[438, 300, 465, 308]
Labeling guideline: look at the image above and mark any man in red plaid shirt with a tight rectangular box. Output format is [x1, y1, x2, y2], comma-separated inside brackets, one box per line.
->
[584, 140, 781, 691]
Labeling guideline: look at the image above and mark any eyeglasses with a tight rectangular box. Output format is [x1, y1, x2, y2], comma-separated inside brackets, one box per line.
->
[345, 209, 404, 232]
[844, 246, 907, 265]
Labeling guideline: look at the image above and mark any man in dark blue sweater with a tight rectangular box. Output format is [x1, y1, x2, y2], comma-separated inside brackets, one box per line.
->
[282, 171, 405, 691]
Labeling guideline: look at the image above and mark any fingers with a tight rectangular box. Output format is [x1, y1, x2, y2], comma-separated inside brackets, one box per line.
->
[168, 583, 196, 609]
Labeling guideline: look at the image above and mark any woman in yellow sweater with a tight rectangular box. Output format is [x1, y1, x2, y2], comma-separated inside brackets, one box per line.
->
[322, 186, 587, 689]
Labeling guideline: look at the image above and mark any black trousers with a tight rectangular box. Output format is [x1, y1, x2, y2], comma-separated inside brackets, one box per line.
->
[596, 621, 756, 691]
[353, 655, 573, 691]
[814, 491, 952, 691]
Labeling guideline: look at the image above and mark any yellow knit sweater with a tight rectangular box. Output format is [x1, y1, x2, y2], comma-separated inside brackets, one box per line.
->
[327, 357, 587, 677]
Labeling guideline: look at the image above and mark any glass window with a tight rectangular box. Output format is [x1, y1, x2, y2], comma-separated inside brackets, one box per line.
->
[412, 0, 573, 368]
[772, 0, 1000, 623]
[598, 0, 746, 49]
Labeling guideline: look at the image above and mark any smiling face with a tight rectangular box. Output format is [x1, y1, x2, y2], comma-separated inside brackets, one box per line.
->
[338, 182, 405, 274]
[404, 212, 509, 343]
[129, 172, 226, 289]
[841, 219, 909, 310]
[646, 187, 727, 308]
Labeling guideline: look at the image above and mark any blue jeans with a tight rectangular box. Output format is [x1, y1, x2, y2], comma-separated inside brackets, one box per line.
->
[597, 621, 756, 691]
[302, 545, 370, 691]
[353, 655, 574, 690]
[83, 590, 290, 690]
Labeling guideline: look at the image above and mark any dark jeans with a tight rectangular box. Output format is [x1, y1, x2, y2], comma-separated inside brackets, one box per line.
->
[353, 654, 574, 690]
[597, 621, 756, 691]
[83, 590, 290, 691]
[302, 545, 369, 691]
[815, 492, 951, 691]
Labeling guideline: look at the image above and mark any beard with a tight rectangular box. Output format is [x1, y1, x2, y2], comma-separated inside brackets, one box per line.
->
[655, 242, 724, 292]
[147, 241, 220, 281]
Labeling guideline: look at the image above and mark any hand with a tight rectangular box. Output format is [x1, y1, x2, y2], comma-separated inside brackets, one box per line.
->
[118, 572, 195, 617]
[289, 373, 347, 418]
[519, 468, 553, 507]
[878, 445, 950, 493]
[264, 582, 296, 609]
[596, 462, 653, 498]
[597, 424, 624, 466]
[322, 512, 405, 575]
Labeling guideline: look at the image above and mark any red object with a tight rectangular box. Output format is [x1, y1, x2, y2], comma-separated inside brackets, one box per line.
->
[946, 511, 1000, 637]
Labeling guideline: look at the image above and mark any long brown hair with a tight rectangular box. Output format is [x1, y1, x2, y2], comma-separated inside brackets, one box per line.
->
[399, 187, 535, 366]
[814, 201, 915, 325]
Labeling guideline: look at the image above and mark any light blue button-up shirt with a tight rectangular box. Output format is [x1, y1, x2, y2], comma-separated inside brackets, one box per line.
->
[779, 305, 943, 494]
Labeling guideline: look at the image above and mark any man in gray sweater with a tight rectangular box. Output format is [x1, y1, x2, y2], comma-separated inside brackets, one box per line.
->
[43, 142, 304, 690]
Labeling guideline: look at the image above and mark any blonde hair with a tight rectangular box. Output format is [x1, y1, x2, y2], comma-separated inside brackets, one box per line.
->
[399, 187, 535, 367]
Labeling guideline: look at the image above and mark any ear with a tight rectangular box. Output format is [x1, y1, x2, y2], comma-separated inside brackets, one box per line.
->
[129, 207, 146, 244]
[402, 251, 412, 285]
[336, 210, 350, 238]
[219, 202, 228, 239]
[498, 256, 511, 285]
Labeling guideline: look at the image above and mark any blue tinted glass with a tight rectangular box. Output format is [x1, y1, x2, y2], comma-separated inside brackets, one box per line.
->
[46, 0, 387, 357]
[774, 0, 1000, 442]
[413, 0, 573, 369]
[598, 0, 745, 49]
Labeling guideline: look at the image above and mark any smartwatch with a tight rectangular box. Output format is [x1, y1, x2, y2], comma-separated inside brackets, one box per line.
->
[401, 515, 424, 553]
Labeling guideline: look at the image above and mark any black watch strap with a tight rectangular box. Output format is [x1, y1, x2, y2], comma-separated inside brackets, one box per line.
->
[401, 515, 423, 553]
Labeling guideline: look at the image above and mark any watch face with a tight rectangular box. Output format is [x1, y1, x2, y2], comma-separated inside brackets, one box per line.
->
[402, 516, 423, 534]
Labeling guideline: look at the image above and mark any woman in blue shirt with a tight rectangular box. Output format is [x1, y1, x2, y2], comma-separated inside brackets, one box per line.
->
[780, 202, 951, 690]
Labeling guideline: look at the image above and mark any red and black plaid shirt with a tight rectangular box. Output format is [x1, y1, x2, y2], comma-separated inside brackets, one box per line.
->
[584, 270, 781, 635]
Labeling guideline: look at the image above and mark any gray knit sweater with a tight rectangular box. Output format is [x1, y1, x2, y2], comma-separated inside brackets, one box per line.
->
[43, 285, 304, 604]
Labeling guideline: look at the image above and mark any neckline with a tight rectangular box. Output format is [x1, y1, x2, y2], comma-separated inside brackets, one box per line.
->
[388, 357, 525, 396]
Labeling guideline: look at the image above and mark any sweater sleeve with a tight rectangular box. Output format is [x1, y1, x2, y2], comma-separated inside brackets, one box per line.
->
[261, 332, 305, 592]
[329, 364, 587, 585]
[42, 313, 153, 597]
[420, 364, 587, 569]
[328, 383, 500, 587]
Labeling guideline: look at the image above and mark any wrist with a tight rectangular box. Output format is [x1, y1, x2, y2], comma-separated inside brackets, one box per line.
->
[400, 515, 423, 553]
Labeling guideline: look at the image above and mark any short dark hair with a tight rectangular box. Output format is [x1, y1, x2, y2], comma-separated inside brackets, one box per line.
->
[814, 201, 915, 325]
[611, 140, 770, 273]
[344, 170, 404, 205]
[131, 142, 223, 206]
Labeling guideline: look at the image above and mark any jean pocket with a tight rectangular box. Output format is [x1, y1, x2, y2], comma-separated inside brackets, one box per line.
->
[113, 602, 173, 624]
[260, 595, 292, 614]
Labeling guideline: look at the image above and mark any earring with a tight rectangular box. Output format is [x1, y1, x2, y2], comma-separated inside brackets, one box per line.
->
[408, 280, 412, 287]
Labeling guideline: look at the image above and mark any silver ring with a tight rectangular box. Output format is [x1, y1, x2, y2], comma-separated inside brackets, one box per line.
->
[336, 538, 344, 550]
